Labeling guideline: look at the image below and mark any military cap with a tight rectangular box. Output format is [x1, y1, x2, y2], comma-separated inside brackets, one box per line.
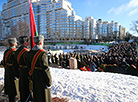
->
[19, 36, 29, 44]
[33, 35, 44, 44]
[8, 38, 17, 45]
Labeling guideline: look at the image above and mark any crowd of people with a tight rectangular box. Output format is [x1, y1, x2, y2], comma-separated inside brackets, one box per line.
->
[1, 35, 138, 102]
[48, 42, 138, 76]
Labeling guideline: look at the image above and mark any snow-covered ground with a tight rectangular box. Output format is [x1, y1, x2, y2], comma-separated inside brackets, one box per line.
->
[0, 45, 138, 102]
[0, 67, 138, 102]
[46, 44, 108, 53]
[50, 68, 138, 102]
[0, 47, 5, 85]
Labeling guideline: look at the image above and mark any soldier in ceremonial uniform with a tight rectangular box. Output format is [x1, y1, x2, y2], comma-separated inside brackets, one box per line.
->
[3, 38, 17, 102]
[14, 36, 31, 102]
[27, 35, 52, 102]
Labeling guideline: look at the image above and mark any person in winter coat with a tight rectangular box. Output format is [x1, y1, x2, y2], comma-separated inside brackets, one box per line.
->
[14, 36, 32, 102]
[89, 60, 97, 72]
[120, 58, 129, 74]
[3, 38, 17, 102]
[54, 53, 59, 65]
[27, 35, 52, 102]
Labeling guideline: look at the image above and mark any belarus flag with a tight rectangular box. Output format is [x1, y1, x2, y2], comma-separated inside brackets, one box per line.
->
[29, 0, 38, 49]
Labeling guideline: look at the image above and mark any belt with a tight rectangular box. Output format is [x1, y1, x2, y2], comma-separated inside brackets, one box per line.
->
[7, 63, 12, 66]
[34, 67, 42, 70]
[19, 65, 28, 68]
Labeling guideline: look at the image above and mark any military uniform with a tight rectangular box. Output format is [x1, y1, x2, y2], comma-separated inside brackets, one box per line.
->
[27, 35, 52, 102]
[14, 36, 31, 102]
[3, 38, 17, 102]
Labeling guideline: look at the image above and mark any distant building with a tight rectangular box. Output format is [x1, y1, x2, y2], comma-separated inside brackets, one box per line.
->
[0, 14, 2, 40]
[84, 17, 97, 40]
[97, 19, 126, 40]
[119, 26, 126, 39]
[0, 0, 126, 41]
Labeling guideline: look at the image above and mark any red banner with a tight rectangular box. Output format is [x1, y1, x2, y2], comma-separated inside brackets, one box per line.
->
[29, 0, 38, 49]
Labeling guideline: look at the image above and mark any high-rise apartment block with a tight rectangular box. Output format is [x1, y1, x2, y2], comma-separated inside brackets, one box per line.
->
[97, 19, 126, 39]
[0, 0, 126, 41]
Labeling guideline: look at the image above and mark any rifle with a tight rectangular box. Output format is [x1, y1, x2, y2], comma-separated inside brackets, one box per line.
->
[25, 79, 33, 102]
[25, 90, 33, 102]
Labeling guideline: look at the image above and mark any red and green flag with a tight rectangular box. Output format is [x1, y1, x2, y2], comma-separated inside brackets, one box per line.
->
[29, 0, 38, 49]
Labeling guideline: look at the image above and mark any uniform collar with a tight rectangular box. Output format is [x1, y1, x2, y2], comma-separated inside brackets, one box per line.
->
[9, 46, 16, 49]
[32, 45, 43, 50]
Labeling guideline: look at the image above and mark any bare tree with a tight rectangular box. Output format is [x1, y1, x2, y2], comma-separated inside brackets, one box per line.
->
[10, 20, 29, 40]
[131, 20, 138, 33]
[124, 32, 132, 42]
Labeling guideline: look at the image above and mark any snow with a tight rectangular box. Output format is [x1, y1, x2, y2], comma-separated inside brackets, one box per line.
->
[50, 68, 138, 102]
[0, 67, 138, 102]
[0, 45, 138, 102]
[46, 44, 108, 53]
[0, 68, 4, 85]
[0, 47, 5, 85]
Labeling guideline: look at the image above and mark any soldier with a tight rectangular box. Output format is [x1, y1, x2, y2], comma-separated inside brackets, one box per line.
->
[14, 36, 31, 102]
[3, 38, 17, 102]
[27, 35, 52, 102]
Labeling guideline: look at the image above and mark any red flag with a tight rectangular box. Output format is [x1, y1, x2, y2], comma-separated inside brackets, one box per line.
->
[29, 0, 38, 49]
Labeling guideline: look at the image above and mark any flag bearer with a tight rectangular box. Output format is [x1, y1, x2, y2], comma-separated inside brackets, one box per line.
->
[27, 35, 52, 102]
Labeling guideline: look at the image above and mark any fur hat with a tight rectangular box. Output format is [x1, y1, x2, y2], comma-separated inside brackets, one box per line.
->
[33, 35, 44, 44]
[19, 36, 29, 44]
[8, 38, 17, 46]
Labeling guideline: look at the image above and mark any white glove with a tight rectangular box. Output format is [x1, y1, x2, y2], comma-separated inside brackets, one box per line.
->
[46, 86, 51, 89]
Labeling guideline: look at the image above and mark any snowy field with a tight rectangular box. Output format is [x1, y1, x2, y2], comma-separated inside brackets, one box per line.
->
[0, 47, 5, 85]
[50, 68, 138, 102]
[0, 67, 138, 102]
[0, 45, 138, 102]
[46, 44, 108, 53]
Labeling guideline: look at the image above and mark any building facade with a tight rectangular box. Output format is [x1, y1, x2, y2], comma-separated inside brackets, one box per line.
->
[0, 0, 126, 41]
[96, 19, 126, 40]
[0, 14, 2, 40]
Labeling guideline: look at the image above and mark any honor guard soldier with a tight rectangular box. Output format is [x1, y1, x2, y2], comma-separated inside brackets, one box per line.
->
[14, 36, 31, 102]
[27, 35, 52, 102]
[3, 38, 17, 102]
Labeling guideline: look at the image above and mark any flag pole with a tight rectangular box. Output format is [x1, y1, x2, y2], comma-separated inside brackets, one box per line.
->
[28, 0, 32, 49]
[28, 0, 38, 49]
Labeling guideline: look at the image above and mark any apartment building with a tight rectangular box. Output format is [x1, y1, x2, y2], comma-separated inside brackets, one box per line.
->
[46, 0, 84, 41]
[119, 26, 126, 39]
[1, 0, 47, 38]
[97, 19, 126, 40]
[0, 0, 126, 41]
[0, 14, 2, 40]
